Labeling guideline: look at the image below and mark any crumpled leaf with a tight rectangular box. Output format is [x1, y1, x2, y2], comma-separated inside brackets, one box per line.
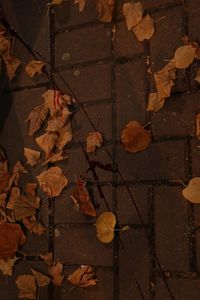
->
[196, 113, 200, 140]
[6, 186, 20, 210]
[0, 256, 18, 276]
[74, 0, 85, 12]
[26, 104, 49, 136]
[71, 178, 96, 217]
[123, 2, 143, 31]
[96, 0, 115, 22]
[56, 121, 73, 151]
[24, 147, 40, 167]
[0, 223, 26, 258]
[68, 265, 97, 287]
[43, 151, 68, 166]
[182, 177, 200, 203]
[174, 44, 196, 69]
[16, 275, 37, 299]
[23, 215, 46, 236]
[14, 194, 40, 221]
[37, 166, 68, 197]
[133, 14, 154, 41]
[31, 269, 51, 287]
[48, 262, 64, 286]
[121, 121, 151, 153]
[147, 92, 165, 112]
[43, 90, 71, 117]
[46, 106, 71, 133]
[86, 131, 103, 153]
[36, 132, 58, 159]
[96, 212, 116, 243]
[25, 60, 45, 78]
[40, 252, 53, 266]
[4, 55, 21, 80]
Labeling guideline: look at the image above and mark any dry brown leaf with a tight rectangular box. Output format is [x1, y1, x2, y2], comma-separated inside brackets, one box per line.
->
[14, 194, 40, 221]
[74, 0, 85, 11]
[71, 178, 96, 217]
[121, 121, 151, 153]
[96, 0, 115, 22]
[24, 148, 40, 167]
[25, 60, 45, 78]
[56, 121, 73, 151]
[23, 216, 46, 236]
[174, 44, 196, 69]
[0, 193, 7, 207]
[6, 186, 20, 210]
[68, 265, 97, 287]
[0, 257, 18, 276]
[37, 166, 68, 197]
[46, 106, 71, 133]
[123, 2, 143, 31]
[196, 113, 200, 140]
[0, 34, 11, 57]
[43, 90, 65, 117]
[195, 67, 200, 84]
[43, 151, 68, 166]
[48, 262, 64, 286]
[0, 223, 26, 258]
[52, 0, 63, 4]
[4, 55, 21, 80]
[16, 275, 37, 299]
[96, 212, 116, 243]
[147, 92, 165, 112]
[36, 132, 58, 159]
[182, 178, 200, 203]
[0, 172, 9, 194]
[86, 131, 103, 153]
[31, 269, 51, 287]
[40, 252, 53, 266]
[26, 104, 49, 136]
[13, 161, 27, 186]
[133, 14, 154, 41]
[25, 183, 37, 196]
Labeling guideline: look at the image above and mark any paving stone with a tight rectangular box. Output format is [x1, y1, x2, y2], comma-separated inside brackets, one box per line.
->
[53, 268, 114, 300]
[54, 0, 98, 29]
[55, 185, 113, 224]
[55, 63, 112, 102]
[22, 230, 49, 256]
[117, 140, 187, 182]
[155, 277, 200, 300]
[119, 229, 150, 300]
[54, 226, 113, 266]
[151, 93, 200, 139]
[116, 59, 146, 139]
[191, 139, 200, 177]
[55, 24, 111, 66]
[155, 186, 189, 271]
[116, 185, 149, 224]
[188, 0, 200, 41]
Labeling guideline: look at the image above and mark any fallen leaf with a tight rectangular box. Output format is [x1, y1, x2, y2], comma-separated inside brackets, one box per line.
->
[56, 121, 73, 151]
[43, 90, 65, 117]
[48, 262, 64, 286]
[146, 92, 165, 112]
[36, 132, 58, 159]
[12, 161, 27, 186]
[121, 121, 151, 153]
[74, 0, 85, 11]
[46, 106, 71, 133]
[86, 131, 103, 153]
[37, 166, 68, 197]
[96, 212, 116, 243]
[26, 104, 49, 136]
[96, 0, 115, 22]
[133, 14, 154, 41]
[0, 172, 9, 194]
[24, 147, 40, 167]
[174, 44, 196, 69]
[14, 194, 40, 221]
[6, 186, 20, 210]
[40, 252, 53, 266]
[195, 67, 200, 84]
[25, 183, 37, 196]
[43, 151, 68, 166]
[31, 269, 51, 287]
[25, 60, 45, 78]
[0, 193, 7, 207]
[4, 55, 21, 80]
[71, 178, 96, 217]
[123, 2, 143, 31]
[0, 257, 18, 276]
[196, 113, 200, 140]
[23, 216, 46, 236]
[51, 0, 63, 4]
[0, 34, 11, 57]
[16, 275, 37, 299]
[68, 265, 97, 287]
[0, 223, 26, 258]
[182, 177, 200, 203]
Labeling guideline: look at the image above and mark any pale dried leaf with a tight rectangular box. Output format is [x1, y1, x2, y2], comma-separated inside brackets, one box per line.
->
[6, 186, 20, 210]
[43, 90, 67, 117]
[86, 131, 103, 153]
[0, 257, 18, 276]
[68, 265, 97, 287]
[182, 177, 200, 203]
[26, 104, 49, 136]
[133, 14, 154, 41]
[96, 212, 116, 243]
[96, 0, 115, 22]
[147, 92, 165, 112]
[56, 121, 73, 151]
[46, 106, 71, 133]
[4, 55, 21, 80]
[16, 275, 37, 299]
[31, 269, 51, 287]
[37, 166, 68, 197]
[48, 262, 64, 286]
[25, 60, 45, 78]
[24, 148, 40, 167]
[74, 0, 85, 11]
[36, 132, 58, 159]
[196, 113, 200, 140]
[123, 2, 143, 31]
[174, 44, 196, 69]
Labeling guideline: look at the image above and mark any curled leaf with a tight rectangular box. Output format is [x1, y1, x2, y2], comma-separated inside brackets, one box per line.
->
[133, 14, 154, 41]
[26, 104, 49, 136]
[121, 121, 151, 153]
[36, 132, 58, 159]
[16, 275, 37, 299]
[96, 212, 116, 243]
[68, 265, 98, 287]
[182, 177, 200, 203]
[48, 262, 64, 286]
[25, 60, 45, 78]
[86, 131, 103, 153]
[24, 147, 40, 167]
[123, 2, 143, 31]
[174, 44, 196, 69]
[96, 0, 115, 23]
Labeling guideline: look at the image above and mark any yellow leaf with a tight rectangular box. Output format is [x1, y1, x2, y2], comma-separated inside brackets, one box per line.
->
[123, 2, 143, 31]
[182, 177, 200, 203]
[174, 44, 195, 69]
[133, 14, 154, 41]
[96, 212, 116, 243]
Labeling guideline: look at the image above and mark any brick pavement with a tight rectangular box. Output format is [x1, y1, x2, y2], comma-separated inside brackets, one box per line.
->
[0, 0, 200, 299]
